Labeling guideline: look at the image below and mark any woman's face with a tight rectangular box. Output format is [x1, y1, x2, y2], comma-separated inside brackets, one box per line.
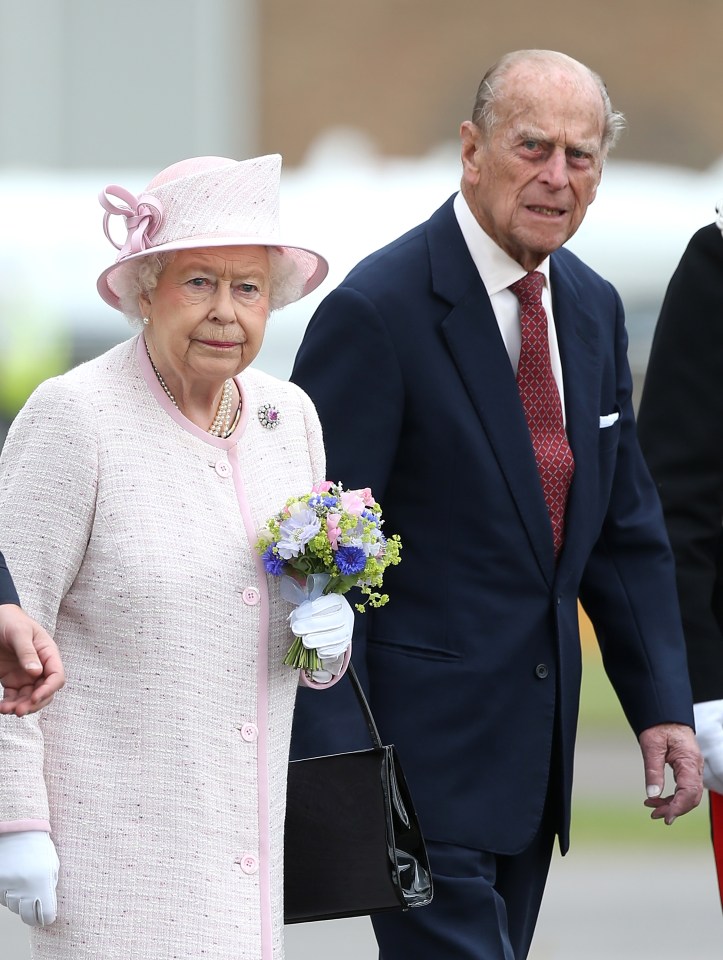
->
[140, 245, 271, 384]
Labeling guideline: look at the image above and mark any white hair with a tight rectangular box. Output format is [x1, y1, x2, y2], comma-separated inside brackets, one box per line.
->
[114, 247, 304, 325]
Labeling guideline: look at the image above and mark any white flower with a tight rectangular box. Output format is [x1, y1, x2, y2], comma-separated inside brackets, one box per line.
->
[276, 503, 321, 559]
[349, 533, 382, 558]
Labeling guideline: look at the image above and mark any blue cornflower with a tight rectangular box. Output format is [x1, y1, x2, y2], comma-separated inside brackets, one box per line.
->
[335, 545, 367, 575]
[262, 545, 285, 576]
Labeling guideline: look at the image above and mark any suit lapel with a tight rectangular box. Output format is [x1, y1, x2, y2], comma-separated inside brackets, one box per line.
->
[429, 200, 558, 584]
[428, 200, 604, 584]
[550, 255, 601, 572]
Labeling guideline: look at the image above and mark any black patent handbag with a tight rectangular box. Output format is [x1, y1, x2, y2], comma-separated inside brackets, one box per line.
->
[284, 664, 434, 923]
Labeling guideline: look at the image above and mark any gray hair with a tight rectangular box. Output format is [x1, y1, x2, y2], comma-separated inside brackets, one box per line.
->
[114, 247, 304, 325]
[471, 50, 626, 157]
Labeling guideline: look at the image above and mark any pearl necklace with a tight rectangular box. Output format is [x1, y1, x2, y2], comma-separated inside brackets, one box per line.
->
[146, 345, 238, 438]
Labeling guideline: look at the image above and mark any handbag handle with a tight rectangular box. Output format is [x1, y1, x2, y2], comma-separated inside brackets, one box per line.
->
[346, 663, 384, 751]
[347, 664, 415, 833]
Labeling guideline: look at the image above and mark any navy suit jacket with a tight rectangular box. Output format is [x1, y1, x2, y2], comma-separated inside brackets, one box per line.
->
[290, 195, 694, 855]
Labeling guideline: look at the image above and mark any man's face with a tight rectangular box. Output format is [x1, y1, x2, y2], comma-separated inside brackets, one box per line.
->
[460, 62, 605, 271]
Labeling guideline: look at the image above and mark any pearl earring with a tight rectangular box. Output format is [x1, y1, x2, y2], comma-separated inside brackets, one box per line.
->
[142, 317, 150, 326]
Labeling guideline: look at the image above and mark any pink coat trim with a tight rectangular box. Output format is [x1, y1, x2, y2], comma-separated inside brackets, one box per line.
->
[0, 819, 51, 833]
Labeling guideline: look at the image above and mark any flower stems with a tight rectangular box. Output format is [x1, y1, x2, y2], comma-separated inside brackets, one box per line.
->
[282, 638, 322, 671]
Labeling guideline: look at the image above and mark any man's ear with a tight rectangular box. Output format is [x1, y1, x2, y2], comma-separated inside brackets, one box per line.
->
[460, 121, 484, 186]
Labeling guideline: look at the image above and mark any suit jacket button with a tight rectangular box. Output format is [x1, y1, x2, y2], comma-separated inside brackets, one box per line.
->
[535, 664, 549, 679]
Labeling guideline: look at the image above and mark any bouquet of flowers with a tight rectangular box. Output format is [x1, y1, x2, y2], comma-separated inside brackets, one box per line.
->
[256, 481, 402, 670]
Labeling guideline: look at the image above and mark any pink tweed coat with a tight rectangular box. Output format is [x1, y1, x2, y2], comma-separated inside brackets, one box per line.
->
[0, 335, 331, 960]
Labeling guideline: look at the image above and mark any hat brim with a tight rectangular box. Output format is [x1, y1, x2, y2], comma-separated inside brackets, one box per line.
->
[97, 234, 329, 312]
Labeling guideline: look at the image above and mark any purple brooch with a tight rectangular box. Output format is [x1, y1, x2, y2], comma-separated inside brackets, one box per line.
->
[258, 403, 280, 430]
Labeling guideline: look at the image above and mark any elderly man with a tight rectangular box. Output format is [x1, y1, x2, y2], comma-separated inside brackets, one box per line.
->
[0, 549, 64, 716]
[290, 49, 703, 960]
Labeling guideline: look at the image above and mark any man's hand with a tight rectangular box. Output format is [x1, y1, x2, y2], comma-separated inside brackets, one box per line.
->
[639, 722, 703, 824]
[0, 605, 64, 716]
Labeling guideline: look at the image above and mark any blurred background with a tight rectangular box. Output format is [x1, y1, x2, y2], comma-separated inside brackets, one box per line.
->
[1, 0, 722, 955]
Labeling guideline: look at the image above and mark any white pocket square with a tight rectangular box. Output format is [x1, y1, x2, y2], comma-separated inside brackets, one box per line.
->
[599, 412, 620, 428]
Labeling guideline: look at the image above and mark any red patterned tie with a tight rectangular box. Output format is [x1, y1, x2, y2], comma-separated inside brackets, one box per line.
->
[510, 271, 575, 558]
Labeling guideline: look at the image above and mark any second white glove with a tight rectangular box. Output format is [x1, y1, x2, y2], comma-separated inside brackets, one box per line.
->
[694, 699, 723, 794]
[0, 830, 59, 926]
[290, 593, 354, 667]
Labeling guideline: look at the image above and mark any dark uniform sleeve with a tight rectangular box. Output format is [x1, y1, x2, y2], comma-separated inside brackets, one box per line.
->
[638, 223, 723, 702]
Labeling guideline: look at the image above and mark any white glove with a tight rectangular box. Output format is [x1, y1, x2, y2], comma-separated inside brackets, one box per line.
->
[290, 594, 354, 682]
[0, 830, 59, 926]
[694, 700, 723, 794]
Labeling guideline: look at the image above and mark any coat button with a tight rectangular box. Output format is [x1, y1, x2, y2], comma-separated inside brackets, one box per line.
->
[242, 587, 260, 606]
[214, 460, 232, 478]
[240, 722, 258, 742]
[238, 853, 259, 875]
[535, 664, 549, 679]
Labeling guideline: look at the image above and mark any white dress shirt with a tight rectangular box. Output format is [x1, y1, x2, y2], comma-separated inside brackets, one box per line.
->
[453, 191, 567, 419]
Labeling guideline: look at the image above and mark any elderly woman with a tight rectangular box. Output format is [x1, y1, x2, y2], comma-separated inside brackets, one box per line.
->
[0, 154, 353, 960]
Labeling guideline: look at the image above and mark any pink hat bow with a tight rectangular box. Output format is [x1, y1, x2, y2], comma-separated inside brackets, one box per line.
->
[99, 185, 164, 260]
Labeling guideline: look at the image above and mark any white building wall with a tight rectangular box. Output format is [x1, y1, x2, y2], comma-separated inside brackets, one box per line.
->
[0, 0, 258, 170]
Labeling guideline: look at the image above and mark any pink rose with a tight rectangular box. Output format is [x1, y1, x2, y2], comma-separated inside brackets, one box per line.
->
[340, 490, 365, 516]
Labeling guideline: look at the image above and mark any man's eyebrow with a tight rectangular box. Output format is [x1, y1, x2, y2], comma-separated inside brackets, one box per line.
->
[512, 126, 601, 155]
[513, 125, 547, 142]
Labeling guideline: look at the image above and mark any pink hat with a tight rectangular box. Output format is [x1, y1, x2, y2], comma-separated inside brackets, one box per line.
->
[96, 154, 328, 311]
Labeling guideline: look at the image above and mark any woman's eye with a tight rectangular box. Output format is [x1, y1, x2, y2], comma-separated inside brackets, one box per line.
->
[235, 282, 259, 297]
[188, 277, 210, 288]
